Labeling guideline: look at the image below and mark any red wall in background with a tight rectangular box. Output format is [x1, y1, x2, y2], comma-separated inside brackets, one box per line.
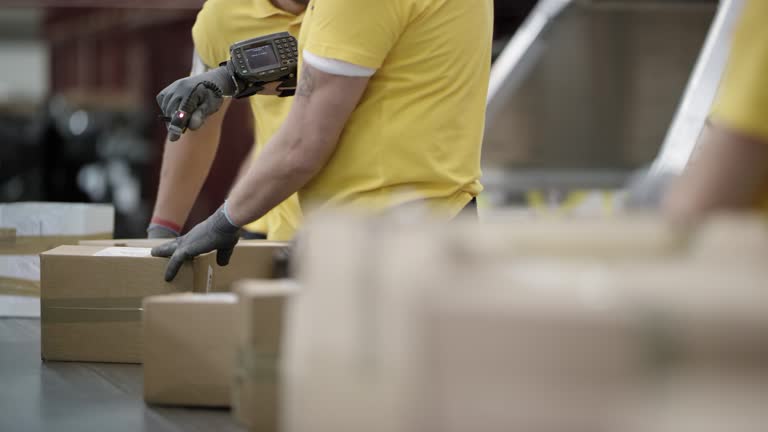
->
[44, 6, 254, 232]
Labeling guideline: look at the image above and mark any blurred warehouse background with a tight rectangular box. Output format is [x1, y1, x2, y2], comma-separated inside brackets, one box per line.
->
[0, 0, 720, 236]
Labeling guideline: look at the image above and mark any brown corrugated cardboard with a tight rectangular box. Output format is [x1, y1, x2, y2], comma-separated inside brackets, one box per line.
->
[77, 240, 289, 292]
[40, 245, 215, 363]
[143, 293, 237, 407]
[233, 279, 298, 430]
[217, 242, 289, 292]
[78, 239, 166, 248]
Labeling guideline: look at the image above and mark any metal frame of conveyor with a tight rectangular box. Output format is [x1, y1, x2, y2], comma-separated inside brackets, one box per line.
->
[648, 0, 746, 176]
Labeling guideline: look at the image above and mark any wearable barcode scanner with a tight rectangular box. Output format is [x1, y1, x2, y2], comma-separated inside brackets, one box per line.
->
[228, 32, 299, 98]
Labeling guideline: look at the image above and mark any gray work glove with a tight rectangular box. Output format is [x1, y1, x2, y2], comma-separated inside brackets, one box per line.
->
[151, 205, 241, 282]
[157, 66, 235, 141]
[146, 224, 179, 239]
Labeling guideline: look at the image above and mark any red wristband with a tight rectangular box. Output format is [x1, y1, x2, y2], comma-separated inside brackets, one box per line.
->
[150, 217, 182, 234]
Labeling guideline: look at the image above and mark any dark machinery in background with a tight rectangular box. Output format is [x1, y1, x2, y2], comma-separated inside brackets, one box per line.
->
[44, 96, 154, 237]
[0, 96, 154, 237]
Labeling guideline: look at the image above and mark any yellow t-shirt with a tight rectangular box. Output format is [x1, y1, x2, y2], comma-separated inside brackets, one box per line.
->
[298, 0, 493, 216]
[710, 0, 768, 141]
[709, 0, 768, 207]
[193, 0, 303, 240]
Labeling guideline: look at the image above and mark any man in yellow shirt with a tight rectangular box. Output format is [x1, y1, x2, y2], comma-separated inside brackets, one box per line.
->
[664, 0, 768, 221]
[153, 0, 494, 280]
[148, 0, 305, 241]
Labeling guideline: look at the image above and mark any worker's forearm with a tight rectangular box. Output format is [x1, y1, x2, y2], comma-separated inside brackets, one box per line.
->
[663, 122, 768, 222]
[225, 65, 370, 226]
[226, 125, 329, 226]
[152, 100, 231, 228]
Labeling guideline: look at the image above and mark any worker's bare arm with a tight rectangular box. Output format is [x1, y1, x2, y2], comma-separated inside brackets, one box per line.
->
[226, 63, 370, 226]
[663, 121, 768, 223]
[150, 52, 232, 236]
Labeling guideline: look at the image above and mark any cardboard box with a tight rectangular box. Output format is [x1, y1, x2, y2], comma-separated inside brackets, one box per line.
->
[691, 213, 768, 260]
[0, 202, 114, 318]
[143, 293, 237, 407]
[40, 245, 214, 363]
[219, 242, 289, 292]
[78, 240, 290, 292]
[233, 279, 298, 430]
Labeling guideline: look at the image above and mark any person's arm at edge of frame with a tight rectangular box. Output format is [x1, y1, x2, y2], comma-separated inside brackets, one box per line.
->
[148, 53, 232, 238]
[151, 63, 370, 280]
[662, 121, 768, 224]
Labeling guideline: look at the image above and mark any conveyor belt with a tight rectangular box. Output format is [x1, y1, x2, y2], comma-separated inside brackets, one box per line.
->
[0, 318, 244, 432]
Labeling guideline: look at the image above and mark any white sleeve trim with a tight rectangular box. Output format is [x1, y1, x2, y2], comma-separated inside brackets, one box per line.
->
[303, 50, 376, 77]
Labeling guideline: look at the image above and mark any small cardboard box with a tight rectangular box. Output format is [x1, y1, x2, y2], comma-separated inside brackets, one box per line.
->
[233, 279, 299, 430]
[218, 242, 289, 292]
[40, 245, 215, 363]
[143, 293, 237, 407]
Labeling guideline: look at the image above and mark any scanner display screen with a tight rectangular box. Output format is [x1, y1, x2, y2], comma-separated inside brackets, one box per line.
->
[245, 45, 278, 70]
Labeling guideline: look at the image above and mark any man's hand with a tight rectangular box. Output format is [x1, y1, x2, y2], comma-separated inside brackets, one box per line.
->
[157, 67, 235, 141]
[151, 205, 241, 282]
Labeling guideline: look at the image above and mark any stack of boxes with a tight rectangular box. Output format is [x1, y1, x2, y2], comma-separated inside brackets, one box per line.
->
[40, 245, 217, 362]
[40, 241, 288, 365]
[22, 203, 768, 431]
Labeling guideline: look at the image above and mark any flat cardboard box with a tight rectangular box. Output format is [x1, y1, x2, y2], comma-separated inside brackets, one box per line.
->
[78, 240, 290, 292]
[233, 279, 298, 430]
[40, 245, 215, 363]
[143, 293, 237, 407]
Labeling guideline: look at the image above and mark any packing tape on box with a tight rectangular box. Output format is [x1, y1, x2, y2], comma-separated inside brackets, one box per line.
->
[0, 233, 113, 255]
[0, 277, 40, 297]
[42, 297, 144, 323]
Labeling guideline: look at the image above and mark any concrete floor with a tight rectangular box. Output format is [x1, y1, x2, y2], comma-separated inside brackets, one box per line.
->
[0, 318, 244, 432]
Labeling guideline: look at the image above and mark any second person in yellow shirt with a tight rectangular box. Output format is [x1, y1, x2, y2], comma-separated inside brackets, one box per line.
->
[148, 0, 305, 241]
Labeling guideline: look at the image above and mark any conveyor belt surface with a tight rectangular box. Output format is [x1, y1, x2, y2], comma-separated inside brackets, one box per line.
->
[0, 318, 244, 432]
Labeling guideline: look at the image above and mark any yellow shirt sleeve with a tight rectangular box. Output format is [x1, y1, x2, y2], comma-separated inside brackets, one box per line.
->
[191, 0, 229, 69]
[709, 0, 768, 141]
[302, 0, 409, 69]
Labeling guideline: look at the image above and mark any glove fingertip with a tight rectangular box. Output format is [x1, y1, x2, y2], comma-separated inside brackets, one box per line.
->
[216, 248, 234, 267]
[164, 256, 183, 282]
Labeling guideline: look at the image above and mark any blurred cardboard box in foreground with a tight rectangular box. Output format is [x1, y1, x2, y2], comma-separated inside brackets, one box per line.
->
[281, 211, 768, 432]
[233, 279, 298, 430]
